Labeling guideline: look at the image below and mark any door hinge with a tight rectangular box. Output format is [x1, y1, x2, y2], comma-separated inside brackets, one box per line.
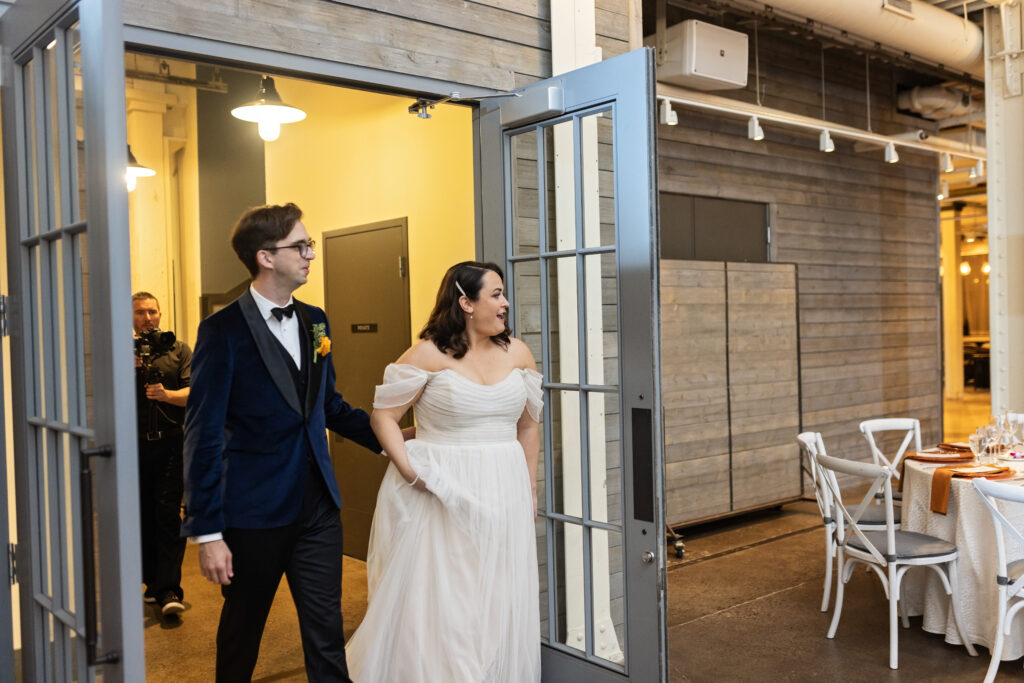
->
[8, 543, 16, 586]
[398, 256, 406, 278]
[0, 295, 8, 337]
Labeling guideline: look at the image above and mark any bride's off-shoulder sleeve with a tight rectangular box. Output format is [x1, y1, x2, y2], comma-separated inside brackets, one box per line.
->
[373, 363, 429, 409]
[523, 368, 544, 422]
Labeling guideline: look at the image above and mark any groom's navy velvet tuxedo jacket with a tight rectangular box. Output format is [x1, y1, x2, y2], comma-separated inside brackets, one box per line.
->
[182, 291, 381, 536]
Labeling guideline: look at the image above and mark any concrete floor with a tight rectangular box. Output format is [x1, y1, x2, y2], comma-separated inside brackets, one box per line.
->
[667, 500, 1023, 682]
[144, 501, 1022, 682]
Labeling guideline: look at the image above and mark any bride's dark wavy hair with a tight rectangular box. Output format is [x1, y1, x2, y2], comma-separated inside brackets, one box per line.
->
[420, 261, 511, 359]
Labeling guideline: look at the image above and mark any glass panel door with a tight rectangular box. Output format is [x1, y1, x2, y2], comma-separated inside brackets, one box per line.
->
[479, 47, 665, 682]
[1, 1, 142, 681]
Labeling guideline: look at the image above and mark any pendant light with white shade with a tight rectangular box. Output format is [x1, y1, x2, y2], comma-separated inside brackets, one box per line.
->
[231, 75, 306, 142]
[126, 145, 155, 192]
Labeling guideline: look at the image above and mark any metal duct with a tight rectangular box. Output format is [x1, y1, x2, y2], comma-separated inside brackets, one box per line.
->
[897, 86, 974, 119]
[742, 0, 984, 78]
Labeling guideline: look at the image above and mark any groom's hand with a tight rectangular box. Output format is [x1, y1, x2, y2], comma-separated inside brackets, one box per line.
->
[199, 539, 234, 585]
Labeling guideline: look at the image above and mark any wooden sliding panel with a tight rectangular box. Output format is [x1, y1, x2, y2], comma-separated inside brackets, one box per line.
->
[660, 260, 730, 524]
[727, 263, 801, 509]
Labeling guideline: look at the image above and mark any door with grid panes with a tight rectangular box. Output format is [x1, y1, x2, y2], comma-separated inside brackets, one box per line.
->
[1, 0, 143, 681]
[478, 48, 666, 682]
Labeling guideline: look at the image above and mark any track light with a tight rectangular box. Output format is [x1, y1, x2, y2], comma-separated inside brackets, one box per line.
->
[969, 164, 977, 181]
[659, 99, 678, 126]
[747, 116, 764, 141]
[819, 130, 835, 153]
[941, 152, 954, 173]
[937, 181, 949, 201]
[975, 159, 985, 178]
[884, 142, 899, 164]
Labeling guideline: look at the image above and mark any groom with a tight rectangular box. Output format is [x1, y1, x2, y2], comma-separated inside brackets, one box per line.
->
[183, 203, 381, 682]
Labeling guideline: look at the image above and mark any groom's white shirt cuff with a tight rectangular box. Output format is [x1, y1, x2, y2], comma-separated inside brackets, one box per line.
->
[191, 533, 223, 544]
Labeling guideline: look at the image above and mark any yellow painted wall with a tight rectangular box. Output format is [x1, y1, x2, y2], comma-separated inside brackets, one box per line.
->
[126, 55, 203, 346]
[263, 78, 475, 340]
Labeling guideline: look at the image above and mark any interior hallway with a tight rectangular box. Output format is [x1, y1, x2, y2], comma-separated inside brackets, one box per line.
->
[944, 388, 993, 442]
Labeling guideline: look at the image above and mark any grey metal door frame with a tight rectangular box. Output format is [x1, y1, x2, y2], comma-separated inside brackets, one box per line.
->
[1, 0, 142, 681]
[477, 48, 666, 682]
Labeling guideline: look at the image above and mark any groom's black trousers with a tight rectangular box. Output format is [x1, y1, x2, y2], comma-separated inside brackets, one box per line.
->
[216, 463, 351, 683]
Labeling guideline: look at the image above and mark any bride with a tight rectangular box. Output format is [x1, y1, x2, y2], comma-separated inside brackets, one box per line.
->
[345, 261, 542, 682]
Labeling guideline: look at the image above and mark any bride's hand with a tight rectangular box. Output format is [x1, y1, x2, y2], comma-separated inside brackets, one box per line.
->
[405, 471, 429, 492]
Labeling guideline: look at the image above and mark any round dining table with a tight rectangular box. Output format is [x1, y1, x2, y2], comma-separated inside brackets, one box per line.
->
[901, 457, 1024, 660]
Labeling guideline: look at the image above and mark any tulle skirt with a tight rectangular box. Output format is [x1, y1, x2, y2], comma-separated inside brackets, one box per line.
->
[346, 438, 541, 683]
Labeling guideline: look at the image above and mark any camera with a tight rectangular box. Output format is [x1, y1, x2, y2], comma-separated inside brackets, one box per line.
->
[135, 328, 176, 385]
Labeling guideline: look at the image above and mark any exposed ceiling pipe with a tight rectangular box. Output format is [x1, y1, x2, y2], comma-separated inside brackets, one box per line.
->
[728, 0, 985, 78]
[897, 86, 975, 120]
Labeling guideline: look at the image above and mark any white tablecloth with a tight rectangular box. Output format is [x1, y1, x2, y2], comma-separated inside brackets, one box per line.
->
[901, 458, 1024, 659]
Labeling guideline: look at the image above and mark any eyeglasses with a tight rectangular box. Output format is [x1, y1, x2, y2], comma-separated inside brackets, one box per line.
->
[263, 239, 316, 258]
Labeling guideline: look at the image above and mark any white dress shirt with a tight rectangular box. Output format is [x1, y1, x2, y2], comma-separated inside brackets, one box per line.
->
[192, 286, 301, 545]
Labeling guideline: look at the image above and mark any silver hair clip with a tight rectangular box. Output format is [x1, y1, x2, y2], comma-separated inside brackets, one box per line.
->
[455, 281, 467, 297]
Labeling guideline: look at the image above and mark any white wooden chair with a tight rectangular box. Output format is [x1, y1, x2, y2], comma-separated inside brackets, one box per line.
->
[797, 431, 898, 613]
[973, 478, 1024, 683]
[860, 417, 922, 501]
[815, 451, 977, 669]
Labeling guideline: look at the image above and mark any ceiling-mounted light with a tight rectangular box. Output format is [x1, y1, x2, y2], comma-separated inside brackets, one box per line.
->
[966, 236, 976, 243]
[230, 75, 306, 142]
[819, 130, 835, 153]
[960, 261, 972, 276]
[125, 145, 155, 192]
[659, 99, 678, 126]
[941, 152, 954, 173]
[747, 116, 764, 141]
[885, 142, 899, 164]
[969, 164, 978, 181]
[982, 262, 991, 274]
[975, 159, 986, 178]
[937, 180, 949, 201]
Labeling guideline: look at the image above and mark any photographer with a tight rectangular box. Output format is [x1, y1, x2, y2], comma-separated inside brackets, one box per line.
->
[133, 291, 191, 619]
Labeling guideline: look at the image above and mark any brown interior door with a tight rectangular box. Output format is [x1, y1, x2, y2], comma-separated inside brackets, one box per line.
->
[323, 218, 411, 559]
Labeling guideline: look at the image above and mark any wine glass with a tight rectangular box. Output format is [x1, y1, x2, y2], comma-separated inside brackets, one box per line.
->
[970, 429, 991, 465]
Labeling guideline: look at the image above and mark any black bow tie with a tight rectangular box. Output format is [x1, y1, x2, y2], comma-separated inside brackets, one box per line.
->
[270, 304, 295, 321]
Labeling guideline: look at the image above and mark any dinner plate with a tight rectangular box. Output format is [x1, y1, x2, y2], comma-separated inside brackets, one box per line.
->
[949, 465, 1003, 474]
[997, 453, 1024, 462]
[915, 449, 972, 459]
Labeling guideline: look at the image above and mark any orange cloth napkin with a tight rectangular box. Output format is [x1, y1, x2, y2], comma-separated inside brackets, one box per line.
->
[930, 465, 1013, 514]
[898, 452, 975, 492]
[936, 443, 972, 453]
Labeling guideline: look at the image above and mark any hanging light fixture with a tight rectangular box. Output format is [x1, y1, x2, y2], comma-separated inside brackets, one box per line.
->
[658, 98, 678, 126]
[937, 180, 949, 201]
[125, 145, 155, 192]
[230, 75, 306, 142]
[747, 116, 764, 141]
[941, 152, 954, 173]
[884, 142, 899, 164]
[819, 130, 835, 153]
[975, 159, 986, 178]
[959, 261, 972, 276]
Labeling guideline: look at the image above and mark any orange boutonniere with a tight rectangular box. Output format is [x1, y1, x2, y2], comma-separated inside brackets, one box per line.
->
[312, 323, 330, 363]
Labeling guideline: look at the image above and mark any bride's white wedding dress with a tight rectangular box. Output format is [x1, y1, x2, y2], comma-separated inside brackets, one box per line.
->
[346, 363, 543, 683]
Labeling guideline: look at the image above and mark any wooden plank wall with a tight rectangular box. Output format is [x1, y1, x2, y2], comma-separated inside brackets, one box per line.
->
[661, 261, 800, 525]
[124, 1, 634, 90]
[658, 26, 943, 466]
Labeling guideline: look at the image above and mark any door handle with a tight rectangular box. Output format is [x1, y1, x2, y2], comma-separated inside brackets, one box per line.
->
[641, 551, 655, 564]
[80, 445, 121, 667]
